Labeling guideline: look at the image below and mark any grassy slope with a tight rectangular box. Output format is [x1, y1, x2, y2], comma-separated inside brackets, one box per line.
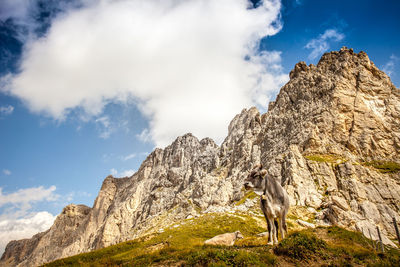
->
[305, 153, 400, 174]
[42, 212, 400, 267]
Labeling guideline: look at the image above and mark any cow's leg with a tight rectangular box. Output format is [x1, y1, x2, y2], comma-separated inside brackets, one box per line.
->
[264, 219, 272, 244]
[274, 219, 279, 241]
[282, 213, 288, 237]
[261, 197, 273, 245]
[266, 218, 274, 245]
[271, 217, 278, 244]
[281, 205, 288, 239]
[279, 216, 285, 240]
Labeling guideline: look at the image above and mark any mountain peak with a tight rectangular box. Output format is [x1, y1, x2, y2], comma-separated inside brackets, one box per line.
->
[270, 48, 399, 161]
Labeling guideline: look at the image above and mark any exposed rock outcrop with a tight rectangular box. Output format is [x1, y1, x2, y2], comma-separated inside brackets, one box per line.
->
[2, 48, 399, 266]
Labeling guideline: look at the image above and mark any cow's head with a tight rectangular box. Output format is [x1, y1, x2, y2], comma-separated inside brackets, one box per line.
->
[244, 164, 266, 192]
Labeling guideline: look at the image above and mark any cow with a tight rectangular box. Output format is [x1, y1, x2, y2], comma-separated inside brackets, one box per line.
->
[243, 164, 289, 245]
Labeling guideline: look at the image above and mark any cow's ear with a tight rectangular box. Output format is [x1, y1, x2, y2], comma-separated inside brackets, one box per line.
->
[260, 170, 267, 177]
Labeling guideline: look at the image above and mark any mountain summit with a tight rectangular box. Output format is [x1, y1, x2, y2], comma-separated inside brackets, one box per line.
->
[2, 47, 400, 266]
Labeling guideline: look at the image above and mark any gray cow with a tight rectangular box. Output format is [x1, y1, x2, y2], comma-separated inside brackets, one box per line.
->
[244, 164, 289, 245]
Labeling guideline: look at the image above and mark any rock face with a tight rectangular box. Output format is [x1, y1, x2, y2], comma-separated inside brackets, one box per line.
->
[2, 48, 400, 266]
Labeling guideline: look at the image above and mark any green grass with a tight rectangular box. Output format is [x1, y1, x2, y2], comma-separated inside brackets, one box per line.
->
[325, 226, 377, 264]
[326, 226, 370, 247]
[361, 160, 400, 173]
[42, 216, 400, 267]
[304, 154, 347, 165]
[273, 227, 400, 266]
[235, 190, 258, 206]
[305, 154, 400, 173]
[185, 246, 277, 266]
[273, 231, 327, 261]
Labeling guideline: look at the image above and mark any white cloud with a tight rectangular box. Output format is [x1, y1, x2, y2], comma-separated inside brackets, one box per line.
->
[382, 54, 399, 77]
[250, 50, 288, 107]
[305, 29, 345, 60]
[120, 169, 136, 177]
[2, 169, 11, 176]
[65, 191, 92, 203]
[0, 211, 56, 255]
[110, 168, 118, 176]
[295, 0, 303, 6]
[110, 168, 136, 178]
[0, 186, 59, 254]
[66, 192, 74, 202]
[0, 0, 31, 22]
[122, 153, 136, 161]
[5, 0, 286, 147]
[0, 186, 58, 208]
[136, 129, 152, 143]
[0, 186, 59, 221]
[0, 105, 14, 116]
[95, 116, 113, 139]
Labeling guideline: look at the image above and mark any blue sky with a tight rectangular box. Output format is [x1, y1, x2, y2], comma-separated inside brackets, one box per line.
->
[0, 0, 399, 253]
[267, 0, 400, 85]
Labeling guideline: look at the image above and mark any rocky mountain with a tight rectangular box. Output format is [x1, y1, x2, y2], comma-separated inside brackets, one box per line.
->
[1, 47, 400, 266]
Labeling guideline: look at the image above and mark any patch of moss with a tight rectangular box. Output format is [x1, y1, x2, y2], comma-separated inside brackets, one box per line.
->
[273, 231, 327, 261]
[361, 160, 400, 173]
[234, 235, 272, 247]
[235, 191, 258, 206]
[320, 226, 400, 266]
[43, 240, 142, 266]
[286, 221, 295, 228]
[322, 226, 382, 265]
[326, 226, 370, 247]
[272, 227, 400, 265]
[304, 154, 347, 165]
[372, 248, 400, 267]
[185, 246, 276, 266]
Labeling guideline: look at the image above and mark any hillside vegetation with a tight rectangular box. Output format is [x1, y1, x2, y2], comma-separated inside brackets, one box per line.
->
[43, 212, 399, 266]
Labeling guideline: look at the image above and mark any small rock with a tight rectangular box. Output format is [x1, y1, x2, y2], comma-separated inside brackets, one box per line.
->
[331, 196, 349, 211]
[305, 194, 322, 209]
[297, 219, 316, 228]
[204, 231, 244, 246]
[257, 232, 268, 237]
[307, 207, 317, 214]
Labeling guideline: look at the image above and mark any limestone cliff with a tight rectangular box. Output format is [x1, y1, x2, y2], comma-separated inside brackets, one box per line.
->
[1, 47, 399, 266]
